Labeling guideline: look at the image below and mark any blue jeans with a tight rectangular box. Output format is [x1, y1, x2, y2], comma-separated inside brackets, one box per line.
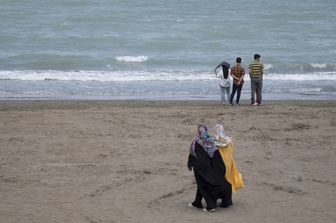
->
[220, 86, 230, 104]
[251, 79, 263, 104]
[230, 84, 243, 104]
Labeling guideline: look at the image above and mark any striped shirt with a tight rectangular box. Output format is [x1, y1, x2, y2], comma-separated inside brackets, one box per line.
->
[248, 61, 264, 79]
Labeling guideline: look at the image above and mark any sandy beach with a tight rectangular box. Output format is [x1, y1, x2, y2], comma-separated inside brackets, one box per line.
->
[0, 100, 335, 223]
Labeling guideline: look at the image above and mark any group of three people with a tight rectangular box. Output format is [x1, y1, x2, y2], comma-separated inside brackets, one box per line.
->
[215, 54, 264, 106]
[187, 124, 244, 212]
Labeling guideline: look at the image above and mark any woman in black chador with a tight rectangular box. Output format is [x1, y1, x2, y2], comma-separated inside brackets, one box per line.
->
[187, 124, 232, 212]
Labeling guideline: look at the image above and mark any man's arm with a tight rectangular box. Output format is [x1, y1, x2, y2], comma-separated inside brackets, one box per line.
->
[237, 68, 245, 85]
[230, 67, 240, 80]
[248, 64, 252, 78]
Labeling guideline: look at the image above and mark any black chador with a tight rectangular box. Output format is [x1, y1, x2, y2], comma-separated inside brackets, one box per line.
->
[188, 140, 232, 211]
[188, 142, 232, 211]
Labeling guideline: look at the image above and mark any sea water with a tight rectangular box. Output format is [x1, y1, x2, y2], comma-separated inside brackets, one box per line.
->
[1, 0, 335, 100]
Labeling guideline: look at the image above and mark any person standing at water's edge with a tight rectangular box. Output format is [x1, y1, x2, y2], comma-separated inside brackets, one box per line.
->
[215, 61, 231, 105]
[249, 54, 264, 105]
[230, 57, 245, 105]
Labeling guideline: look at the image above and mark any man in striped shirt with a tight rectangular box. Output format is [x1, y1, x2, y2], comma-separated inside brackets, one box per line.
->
[248, 54, 264, 105]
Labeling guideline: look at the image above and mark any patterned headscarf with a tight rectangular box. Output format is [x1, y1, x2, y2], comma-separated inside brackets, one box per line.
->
[214, 124, 232, 147]
[190, 124, 218, 158]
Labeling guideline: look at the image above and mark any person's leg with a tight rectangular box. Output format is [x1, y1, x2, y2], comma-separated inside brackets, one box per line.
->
[220, 86, 225, 104]
[256, 80, 262, 104]
[258, 80, 263, 104]
[194, 174, 217, 211]
[198, 187, 216, 211]
[219, 181, 233, 208]
[190, 188, 203, 208]
[250, 80, 256, 104]
[256, 81, 260, 104]
[236, 85, 242, 104]
[225, 86, 230, 103]
[230, 84, 237, 104]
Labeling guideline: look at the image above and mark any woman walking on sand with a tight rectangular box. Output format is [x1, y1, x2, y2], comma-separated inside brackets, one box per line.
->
[187, 124, 232, 212]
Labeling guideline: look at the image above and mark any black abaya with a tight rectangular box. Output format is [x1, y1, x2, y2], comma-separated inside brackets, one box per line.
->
[188, 142, 232, 210]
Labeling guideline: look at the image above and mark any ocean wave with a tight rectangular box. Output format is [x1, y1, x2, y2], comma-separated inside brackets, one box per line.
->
[0, 70, 211, 82]
[261, 63, 336, 73]
[289, 88, 322, 93]
[265, 72, 336, 81]
[1, 70, 336, 82]
[310, 63, 327, 69]
[115, 56, 148, 63]
[263, 64, 273, 70]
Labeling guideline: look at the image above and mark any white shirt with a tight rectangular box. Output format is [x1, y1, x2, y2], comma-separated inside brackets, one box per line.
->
[218, 67, 230, 87]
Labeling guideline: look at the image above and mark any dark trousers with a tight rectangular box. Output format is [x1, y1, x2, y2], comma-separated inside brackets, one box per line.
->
[251, 79, 263, 104]
[230, 84, 243, 104]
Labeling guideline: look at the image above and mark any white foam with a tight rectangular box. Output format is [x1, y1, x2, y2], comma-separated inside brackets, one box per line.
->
[289, 88, 322, 93]
[310, 63, 327, 69]
[115, 56, 148, 63]
[263, 64, 273, 70]
[1, 70, 336, 82]
[0, 70, 213, 82]
[265, 72, 336, 81]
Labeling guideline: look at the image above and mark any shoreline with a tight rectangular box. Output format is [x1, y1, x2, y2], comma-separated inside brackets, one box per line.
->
[1, 99, 335, 111]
